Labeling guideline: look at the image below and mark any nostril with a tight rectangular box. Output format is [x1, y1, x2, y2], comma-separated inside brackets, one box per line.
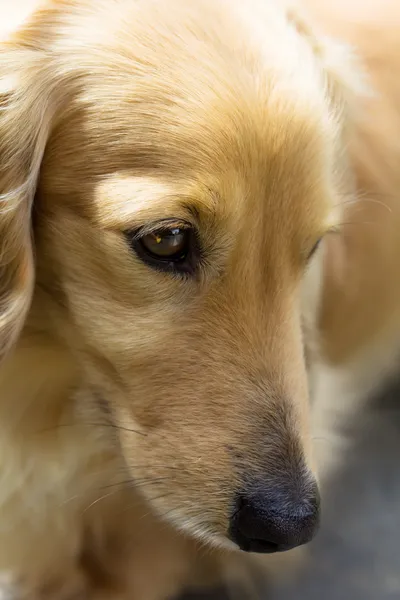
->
[228, 480, 320, 554]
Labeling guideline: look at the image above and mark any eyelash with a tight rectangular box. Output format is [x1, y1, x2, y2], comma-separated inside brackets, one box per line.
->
[128, 219, 190, 243]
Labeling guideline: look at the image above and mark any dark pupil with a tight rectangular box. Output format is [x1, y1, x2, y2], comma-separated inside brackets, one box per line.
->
[142, 228, 187, 258]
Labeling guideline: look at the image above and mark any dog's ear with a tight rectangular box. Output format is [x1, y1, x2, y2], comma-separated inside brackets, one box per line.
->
[286, 2, 369, 124]
[0, 15, 56, 359]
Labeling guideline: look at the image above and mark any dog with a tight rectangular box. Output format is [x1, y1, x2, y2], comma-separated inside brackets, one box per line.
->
[0, 0, 399, 598]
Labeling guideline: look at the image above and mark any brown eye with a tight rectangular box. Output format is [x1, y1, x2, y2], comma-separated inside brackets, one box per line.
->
[128, 221, 199, 275]
[141, 228, 188, 259]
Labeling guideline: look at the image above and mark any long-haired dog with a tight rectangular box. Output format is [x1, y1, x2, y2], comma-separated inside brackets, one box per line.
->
[0, 0, 399, 598]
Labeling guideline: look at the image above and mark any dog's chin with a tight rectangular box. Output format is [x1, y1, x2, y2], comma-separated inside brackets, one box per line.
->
[189, 532, 238, 553]
[147, 504, 236, 552]
[184, 531, 238, 554]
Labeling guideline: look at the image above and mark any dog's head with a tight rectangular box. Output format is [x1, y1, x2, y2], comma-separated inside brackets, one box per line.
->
[0, 0, 357, 552]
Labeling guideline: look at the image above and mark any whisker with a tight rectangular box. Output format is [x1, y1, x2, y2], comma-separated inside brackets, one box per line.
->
[335, 193, 394, 211]
[35, 421, 147, 437]
[98, 422, 147, 436]
[334, 219, 383, 227]
[83, 476, 174, 514]
[142, 491, 174, 506]
[82, 489, 123, 513]
[124, 463, 180, 472]
[124, 492, 174, 516]
[154, 504, 189, 523]
[100, 476, 170, 490]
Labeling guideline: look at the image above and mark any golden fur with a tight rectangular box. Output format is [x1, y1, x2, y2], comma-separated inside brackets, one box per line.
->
[0, 0, 399, 597]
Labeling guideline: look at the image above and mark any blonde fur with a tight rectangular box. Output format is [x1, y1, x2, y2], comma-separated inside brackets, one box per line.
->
[0, 0, 399, 598]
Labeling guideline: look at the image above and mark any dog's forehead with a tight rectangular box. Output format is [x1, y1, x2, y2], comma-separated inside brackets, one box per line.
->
[62, 29, 331, 181]
[71, 84, 335, 240]
[67, 0, 333, 172]
[42, 0, 337, 238]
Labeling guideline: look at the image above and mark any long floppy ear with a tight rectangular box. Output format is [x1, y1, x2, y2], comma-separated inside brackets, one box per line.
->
[0, 14, 56, 359]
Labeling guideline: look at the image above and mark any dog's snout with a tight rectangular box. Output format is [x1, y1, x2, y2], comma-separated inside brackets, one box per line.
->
[229, 478, 320, 554]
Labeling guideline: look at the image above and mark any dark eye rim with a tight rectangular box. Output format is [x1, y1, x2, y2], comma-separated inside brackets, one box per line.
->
[126, 219, 200, 276]
[307, 238, 322, 261]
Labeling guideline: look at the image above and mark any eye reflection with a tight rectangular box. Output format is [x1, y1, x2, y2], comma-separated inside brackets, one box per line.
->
[141, 228, 188, 259]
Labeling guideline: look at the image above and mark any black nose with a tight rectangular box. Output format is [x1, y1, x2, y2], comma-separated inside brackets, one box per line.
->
[229, 479, 320, 554]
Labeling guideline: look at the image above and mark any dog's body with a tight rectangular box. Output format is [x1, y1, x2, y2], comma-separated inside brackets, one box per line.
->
[0, 0, 399, 598]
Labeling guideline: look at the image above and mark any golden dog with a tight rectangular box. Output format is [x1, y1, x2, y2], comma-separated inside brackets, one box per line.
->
[0, 0, 399, 598]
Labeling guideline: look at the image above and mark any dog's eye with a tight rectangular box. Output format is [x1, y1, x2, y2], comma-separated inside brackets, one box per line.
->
[129, 223, 197, 275]
[141, 228, 188, 258]
[308, 239, 322, 261]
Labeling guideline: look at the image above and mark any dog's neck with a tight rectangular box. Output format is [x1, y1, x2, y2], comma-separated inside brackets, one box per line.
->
[0, 286, 81, 437]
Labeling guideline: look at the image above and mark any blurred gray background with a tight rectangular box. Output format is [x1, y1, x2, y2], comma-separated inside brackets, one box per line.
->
[179, 377, 400, 600]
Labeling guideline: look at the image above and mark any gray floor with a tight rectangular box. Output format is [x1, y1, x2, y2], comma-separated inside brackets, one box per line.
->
[178, 378, 400, 600]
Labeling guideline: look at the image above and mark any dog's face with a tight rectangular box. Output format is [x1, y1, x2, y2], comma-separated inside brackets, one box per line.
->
[0, 0, 349, 551]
